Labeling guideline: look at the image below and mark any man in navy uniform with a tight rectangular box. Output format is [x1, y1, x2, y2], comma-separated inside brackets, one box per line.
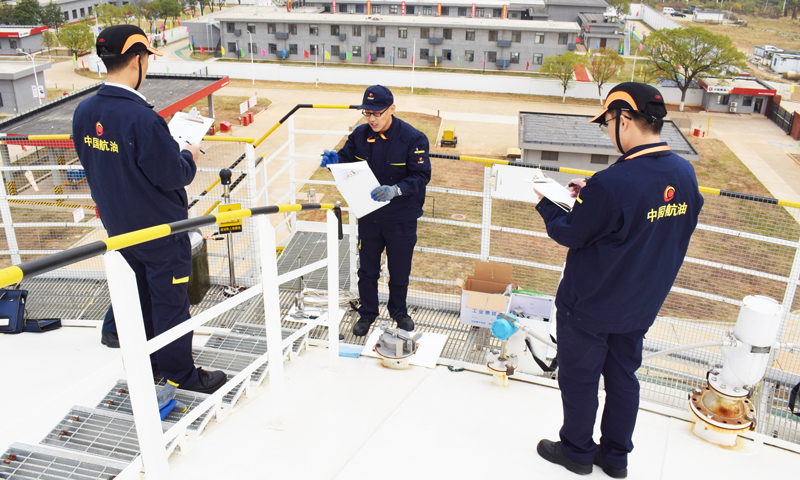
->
[534, 83, 703, 478]
[320, 85, 431, 336]
[73, 25, 226, 394]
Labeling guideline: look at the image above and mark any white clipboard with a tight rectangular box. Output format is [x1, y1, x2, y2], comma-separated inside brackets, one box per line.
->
[168, 107, 214, 150]
[328, 163, 387, 218]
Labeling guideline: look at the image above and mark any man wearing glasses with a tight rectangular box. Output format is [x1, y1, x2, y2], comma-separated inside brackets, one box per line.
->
[533, 83, 703, 478]
[320, 85, 431, 336]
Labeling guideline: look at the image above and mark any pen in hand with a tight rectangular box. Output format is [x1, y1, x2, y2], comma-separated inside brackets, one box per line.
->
[185, 141, 206, 155]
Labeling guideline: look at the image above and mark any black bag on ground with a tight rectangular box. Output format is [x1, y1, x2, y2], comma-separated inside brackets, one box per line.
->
[0, 288, 61, 334]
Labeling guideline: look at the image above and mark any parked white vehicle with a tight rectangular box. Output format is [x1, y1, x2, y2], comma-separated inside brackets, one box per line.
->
[662, 7, 675, 14]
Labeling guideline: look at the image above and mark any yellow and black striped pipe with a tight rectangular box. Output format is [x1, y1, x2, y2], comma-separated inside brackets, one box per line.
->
[0, 203, 341, 289]
[253, 104, 360, 148]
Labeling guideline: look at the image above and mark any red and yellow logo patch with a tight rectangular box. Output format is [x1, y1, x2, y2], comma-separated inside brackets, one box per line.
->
[96, 122, 104, 136]
[664, 185, 675, 202]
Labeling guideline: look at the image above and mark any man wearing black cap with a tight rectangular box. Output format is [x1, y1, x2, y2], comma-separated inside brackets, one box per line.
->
[72, 25, 226, 395]
[534, 83, 703, 478]
[320, 85, 431, 336]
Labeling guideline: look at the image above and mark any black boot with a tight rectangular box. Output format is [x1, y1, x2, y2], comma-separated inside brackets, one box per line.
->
[181, 368, 227, 394]
[393, 313, 414, 332]
[101, 332, 120, 348]
[352, 317, 375, 336]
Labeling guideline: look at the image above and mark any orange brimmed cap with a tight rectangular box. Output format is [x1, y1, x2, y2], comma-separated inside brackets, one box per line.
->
[589, 82, 666, 124]
[97, 24, 163, 57]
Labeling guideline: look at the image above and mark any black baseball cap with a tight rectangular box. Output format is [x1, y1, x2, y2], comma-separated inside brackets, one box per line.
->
[97, 25, 163, 58]
[589, 82, 667, 124]
[358, 85, 393, 110]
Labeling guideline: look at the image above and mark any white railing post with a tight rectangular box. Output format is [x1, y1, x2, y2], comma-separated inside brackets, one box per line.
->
[327, 208, 339, 367]
[246, 143, 261, 275]
[103, 251, 169, 479]
[258, 214, 285, 421]
[348, 210, 358, 295]
[480, 166, 493, 261]
[288, 116, 297, 233]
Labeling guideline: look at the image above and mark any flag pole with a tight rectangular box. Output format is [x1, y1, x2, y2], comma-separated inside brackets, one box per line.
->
[411, 37, 415, 93]
[315, 44, 318, 88]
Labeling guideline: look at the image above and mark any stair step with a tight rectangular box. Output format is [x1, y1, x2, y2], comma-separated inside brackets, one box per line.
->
[1, 442, 129, 480]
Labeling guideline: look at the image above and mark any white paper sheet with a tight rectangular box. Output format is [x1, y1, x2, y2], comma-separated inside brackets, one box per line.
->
[360, 329, 449, 369]
[491, 164, 544, 204]
[168, 110, 214, 150]
[525, 179, 576, 212]
[327, 163, 386, 218]
[286, 305, 347, 326]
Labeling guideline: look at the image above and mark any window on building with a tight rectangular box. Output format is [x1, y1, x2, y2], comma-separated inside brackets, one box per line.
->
[289, 44, 297, 54]
[717, 95, 730, 105]
[558, 33, 568, 45]
[510, 52, 519, 63]
[420, 48, 429, 59]
[79, 7, 85, 16]
[743, 96, 753, 107]
[465, 50, 474, 62]
[377, 46, 385, 57]
[511, 31, 521, 42]
[423, 6, 433, 15]
[390, 5, 398, 14]
[227, 23, 235, 33]
[406, 5, 414, 14]
[420, 27, 429, 39]
[63, 11, 69, 21]
[353, 45, 362, 56]
[0, 93, 4, 107]
[443, 49, 451, 60]
[331, 25, 339, 35]
[268, 24, 276, 34]
[441, 6, 449, 15]
[398, 28, 407, 38]
[591, 154, 609, 164]
[338, 3, 348, 12]
[487, 51, 497, 62]
[466, 30, 475, 41]
[245, 24, 255, 34]
[289, 24, 297, 35]
[353, 25, 361, 37]
[268, 43, 277, 54]
[511, 12, 518, 17]
[231, 42, 240, 54]
[331, 45, 340, 55]
[458, 6, 467, 16]
[310, 45, 318, 55]
[443, 28, 452, 40]
[88, 6, 92, 13]
[535, 33, 545, 44]
[355, 4, 364, 12]
[488, 30, 497, 41]
[310, 25, 319, 35]
[248, 42, 257, 54]
[72, 9, 77, 19]
[542, 151, 559, 161]
[398, 47, 407, 58]
[533, 53, 543, 65]
[476, 8, 484, 16]
[9, 39, 16, 49]
[493, 8, 502, 17]
[372, 4, 381, 13]
[377, 26, 385, 37]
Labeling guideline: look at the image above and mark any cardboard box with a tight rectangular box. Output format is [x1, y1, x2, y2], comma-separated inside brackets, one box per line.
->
[506, 293, 553, 320]
[456, 261, 514, 328]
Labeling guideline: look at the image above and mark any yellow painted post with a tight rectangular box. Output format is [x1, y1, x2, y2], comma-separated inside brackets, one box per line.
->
[6, 181, 15, 196]
[54, 185, 63, 203]
[707, 116, 711, 136]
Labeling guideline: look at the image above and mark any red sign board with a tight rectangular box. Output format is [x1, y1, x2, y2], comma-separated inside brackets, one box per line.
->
[502, 4, 507, 19]
[367, 0, 371, 13]
[471, 3, 476, 17]
[332, 0, 336, 13]
[401, 1, 405, 14]
[437, 3, 441, 15]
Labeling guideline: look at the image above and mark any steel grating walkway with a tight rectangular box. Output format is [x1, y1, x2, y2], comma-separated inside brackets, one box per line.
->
[0, 442, 128, 480]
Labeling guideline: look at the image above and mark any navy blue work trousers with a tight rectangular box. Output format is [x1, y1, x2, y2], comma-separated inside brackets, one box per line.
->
[102, 234, 198, 387]
[556, 313, 647, 470]
[357, 219, 417, 321]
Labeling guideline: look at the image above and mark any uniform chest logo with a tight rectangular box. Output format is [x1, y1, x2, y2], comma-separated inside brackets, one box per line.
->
[96, 122, 104, 136]
[664, 186, 675, 202]
[368, 93, 374, 100]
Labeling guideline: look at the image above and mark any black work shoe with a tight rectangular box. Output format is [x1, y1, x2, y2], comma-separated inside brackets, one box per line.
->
[393, 313, 415, 331]
[101, 332, 120, 348]
[352, 317, 375, 337]
[537, 439, 592, 476]
[594, 450, 627, 478]
[181, 368, 227, 394]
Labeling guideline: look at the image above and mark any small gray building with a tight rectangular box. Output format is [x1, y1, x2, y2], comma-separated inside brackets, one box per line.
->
[698, 77, 776, 114]
[518, 112, 699, 171]
[692, 10, 725, 23]
[0, 26, 50, 55]
[578, 11, 623, 51]
[187, 6, 581, 71]
[0, 61, 50, 115]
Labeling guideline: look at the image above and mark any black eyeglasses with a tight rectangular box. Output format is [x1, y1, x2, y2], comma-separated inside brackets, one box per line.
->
[361, 107, 390, 118]
[599, 114, 631, 134]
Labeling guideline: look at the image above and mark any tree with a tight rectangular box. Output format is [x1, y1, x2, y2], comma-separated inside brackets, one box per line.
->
[647, 26, 747, 111]
[607, 0, 630, 15]
[57, 23, 94, 59]
[95, 4, 124, 26]
[0, 4, 15, 24]
[13, 0, 41, 25]
[159, 0, 182, 26]
[197, 0, 211, 15]
[541, 52, 586, 103]
[42, 30, 57, 53]
[141, 1, 160, 33]
[590, 48, 626, 101]
[640, 61, 661, 84]
[40, 2, 64, 32]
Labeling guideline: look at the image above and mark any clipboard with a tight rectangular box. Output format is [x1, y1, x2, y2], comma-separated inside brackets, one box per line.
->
[168, 107, 214, 150]
[526, 178, 576, 212]
[328, 163, 387, 218]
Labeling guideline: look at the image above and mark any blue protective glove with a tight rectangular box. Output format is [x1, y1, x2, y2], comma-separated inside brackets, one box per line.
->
[371, 185, 400, 202]
[320, 149, 339, 168]
[155, 381, 187, 420]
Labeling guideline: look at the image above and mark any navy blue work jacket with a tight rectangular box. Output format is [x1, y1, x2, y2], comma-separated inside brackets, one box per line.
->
[536, 143, 704, 333]
[73, 84, 196, 249]
[338, 116, 431, 223]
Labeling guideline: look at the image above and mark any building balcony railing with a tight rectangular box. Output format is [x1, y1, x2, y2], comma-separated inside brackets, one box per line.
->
[428, 37, 443, 44]
[427, 55, 443, 64]
[275, 32, 289, 40]
[497, 39, 512, 47]
[339, 52, 347, 60]
[368, 35, 378, 42]
[339, 33, 346, 41]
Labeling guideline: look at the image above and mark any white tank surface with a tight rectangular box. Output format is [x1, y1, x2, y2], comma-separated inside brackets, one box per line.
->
[733, 295, 782, 347]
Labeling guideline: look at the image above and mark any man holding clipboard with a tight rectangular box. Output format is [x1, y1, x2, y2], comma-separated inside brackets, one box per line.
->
[320, 85, 431, 336]
[533, 83, 703, 478]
